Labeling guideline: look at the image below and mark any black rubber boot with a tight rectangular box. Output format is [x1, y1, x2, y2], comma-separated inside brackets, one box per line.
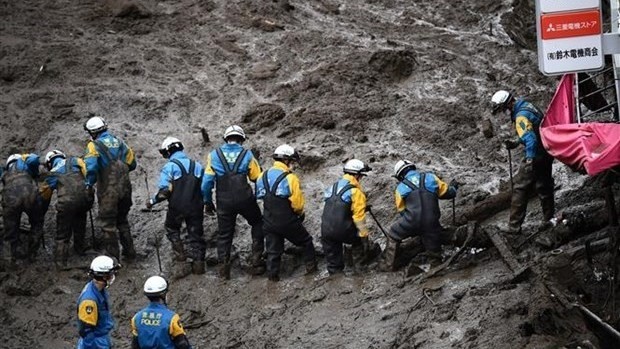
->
[378, 236, 399, 272]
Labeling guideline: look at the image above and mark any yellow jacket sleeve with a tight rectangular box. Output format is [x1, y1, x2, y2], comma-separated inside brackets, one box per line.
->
[204, 153, 215, 176]
[434, 174, 451, 198]
[248, 157, 261, 182]
[351, 187, 369, 237]
[395, 190, 405, 213]
[169, 313, 186, 338]
[287, 173, 305, 214]
[77, 158, 88, 177]
[78, 299, 98, 326]
[84, 142, 99, 160]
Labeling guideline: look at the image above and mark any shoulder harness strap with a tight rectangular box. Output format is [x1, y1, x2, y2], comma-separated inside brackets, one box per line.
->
[170, 159, 188, 176]
[215, 148, 231, 173]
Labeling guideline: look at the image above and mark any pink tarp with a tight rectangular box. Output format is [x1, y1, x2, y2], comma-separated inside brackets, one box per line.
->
[540, 74, 620, 176]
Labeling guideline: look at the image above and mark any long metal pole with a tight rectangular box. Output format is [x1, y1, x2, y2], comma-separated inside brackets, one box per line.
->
[367, 207, 389, 238]
[508, 148, 514, 193]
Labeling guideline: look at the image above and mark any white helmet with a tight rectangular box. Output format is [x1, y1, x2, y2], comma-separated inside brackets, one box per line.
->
[273, 144, 300, 162]
[159, 136, 184, 158]
[491, 90, 513, 115]
[143, 275, 168, 297]
[44, 150, 66, 169]
[394, 160, 416, 179]
[89, 256, 119, 287]
[224, 125, 246, 142]
[343, 159, 371, 176]
[6, 154, 21, 167]
[84, 116, 108, 134]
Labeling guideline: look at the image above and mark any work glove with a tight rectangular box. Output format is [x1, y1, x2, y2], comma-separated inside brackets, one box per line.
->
[204, 203, 216, 216]
[365, 205, 372, 213]
[503, 138, 520, 150]
[521, 158, 534, 174]
[449, 179, 460, 190]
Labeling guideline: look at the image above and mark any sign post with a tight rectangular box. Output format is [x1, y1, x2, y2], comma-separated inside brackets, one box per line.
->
[536, 0, 604, 75]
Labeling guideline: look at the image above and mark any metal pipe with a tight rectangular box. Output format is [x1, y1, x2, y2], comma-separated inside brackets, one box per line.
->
[367, 206, 389, 238]
[581, 102, 619, 119]
[578, 83, 616, 100]
[575, 73, 582, 124]
[576, 303, 620, 343]
[578, 67, 613, 84]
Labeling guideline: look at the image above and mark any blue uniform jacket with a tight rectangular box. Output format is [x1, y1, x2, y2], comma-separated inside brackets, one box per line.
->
[203, 143, 261, 205]
[76, 280, 115, 349]
[44, 157, 85, 191]
[132, 302, 187, 349]
[84, 131, 136, 186]
[511, 98, 544, 160]
[153, 151, 209, 203]
[6, 153, 40, 177]
[395, 170, 456, 214]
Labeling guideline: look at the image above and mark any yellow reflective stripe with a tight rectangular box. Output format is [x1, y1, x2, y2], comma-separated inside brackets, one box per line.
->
[434, 174, 450, 197]
[84, 142, 99, 159]
[77, 158, 88, 177]
[395, 190, 405, 213]
[125, 147, 135, 166]
[169, 314, 186, 338]
[204, 153, 215, 176]
[248, 157, 261, 181]
[286, 173, 305, 214]
[78, 299, 98, 326]
[515, 115, 532, 139]
[131, 315, 138, 336]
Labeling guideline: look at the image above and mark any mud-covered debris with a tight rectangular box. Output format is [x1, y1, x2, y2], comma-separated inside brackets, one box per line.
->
[299, 153, 326, 172]
[368, 49, 417, 82]
[251, 17, 285, 32]
[214, 36, 247, 56]
[241, 103, 286, 130]
[248, 62, 281, 80]
[113, 1, 152, 19]
[481, 118, 494, 138]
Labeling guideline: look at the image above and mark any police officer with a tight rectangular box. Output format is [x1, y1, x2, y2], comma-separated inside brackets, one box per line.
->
[131, 275, 192, 349]
[77, 255, 120, 349]
[40, 150, 94, 268]
[203, 125, 264, 279]
[146, 137, 208, 276]
[1, 153, 47, 264]
[378, 160, 458, 272]
[321, 159, 373, 275]
[256, 144, 317, 282]
[84, 116, 137, 261]
[491, 90, 555, 234]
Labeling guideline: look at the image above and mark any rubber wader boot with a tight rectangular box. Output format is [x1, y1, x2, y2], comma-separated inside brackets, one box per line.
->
[120, 231, 137, 262]
[104, 238, 121, 261]
[219, 258, 231, 280]
[172, 241, 187, 262]
[250, 250, 266, 276]
[305, 259, 318, 275]
[54, 240, 69, 269]
[192, 260, 205, 275]
[378, 236, 399, 272]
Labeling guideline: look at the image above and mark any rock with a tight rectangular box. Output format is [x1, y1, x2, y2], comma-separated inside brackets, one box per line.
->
[368, 49, 417, 82]
[113, 0, 152, 19]
[481, 118, 494, 138]
[248, 62, 281, 80]
[241, 104, 286, 131]
[251, 18, 285, 32]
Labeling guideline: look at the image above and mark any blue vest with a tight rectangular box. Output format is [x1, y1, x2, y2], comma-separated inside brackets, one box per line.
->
[76, 281, 115, 349]
[134, 302, 176, 349]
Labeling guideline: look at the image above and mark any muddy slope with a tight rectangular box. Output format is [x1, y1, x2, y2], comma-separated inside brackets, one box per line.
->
[1, 0, 615, 348]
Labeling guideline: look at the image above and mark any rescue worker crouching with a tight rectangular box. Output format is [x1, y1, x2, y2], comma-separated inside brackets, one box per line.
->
[131, 275, 193, 349]
[1, 153, 48, 265]
[256, 144, 317, 282]
[203, 125, 264, 279]
[491, 90, 555, 235]
[321, 159, 377, 275]
[76, 255, 120, 349]
[84, 116, 137, 262]
[146, 137, 208, 277]
[379, 160, 458, 272]
[40, 150, 94, 269]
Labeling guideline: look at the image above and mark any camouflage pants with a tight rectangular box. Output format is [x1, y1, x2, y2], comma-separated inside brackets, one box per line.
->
[97, 183, 134, 260]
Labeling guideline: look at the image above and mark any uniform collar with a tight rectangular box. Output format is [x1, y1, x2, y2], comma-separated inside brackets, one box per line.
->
[343, 173, 360, 187]
[169, 151, 187, 160]
[273, 161, 290, 171]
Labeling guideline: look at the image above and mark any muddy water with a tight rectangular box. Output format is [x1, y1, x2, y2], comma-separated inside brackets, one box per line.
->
[0, 0, 606, 347]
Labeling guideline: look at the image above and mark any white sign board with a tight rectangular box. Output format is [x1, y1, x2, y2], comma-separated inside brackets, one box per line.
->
[540, 0, 600, 13]
[540, 35, 604, 74]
